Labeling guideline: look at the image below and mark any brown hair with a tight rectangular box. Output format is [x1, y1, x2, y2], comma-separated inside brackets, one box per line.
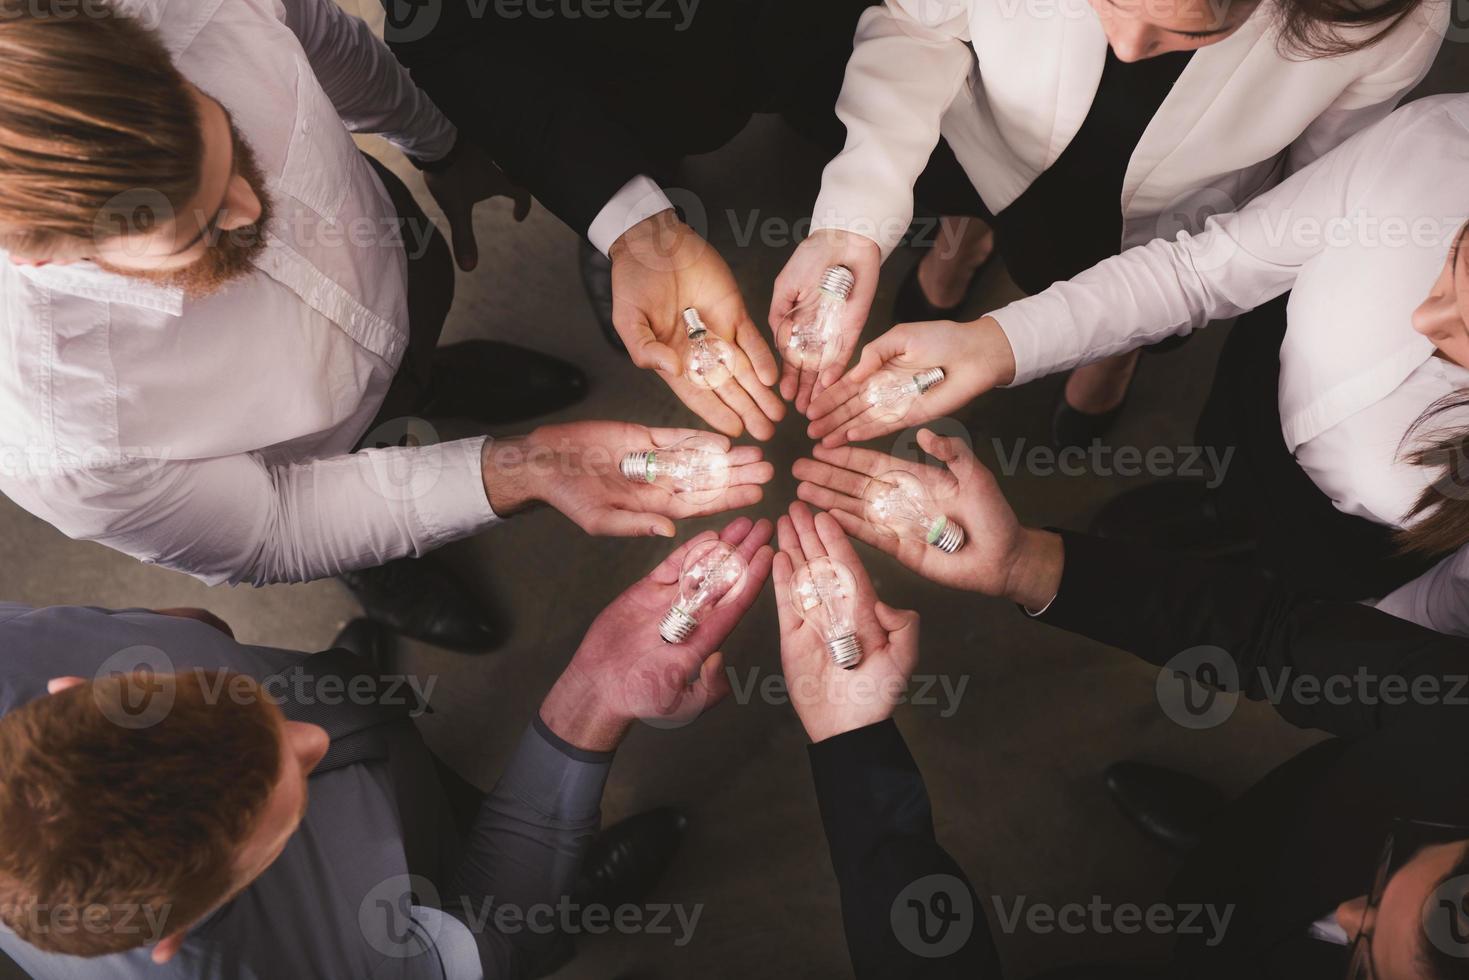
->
[0, 0, 201, 259]
[1275, 0, 1425, 57]
[0, 672, 281, 957]
[1397, 394, 1469, 559]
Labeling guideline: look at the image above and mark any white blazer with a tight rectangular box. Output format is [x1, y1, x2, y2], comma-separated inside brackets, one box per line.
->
[989, 95, 1469, 635]
[810, 0, 1448, 260]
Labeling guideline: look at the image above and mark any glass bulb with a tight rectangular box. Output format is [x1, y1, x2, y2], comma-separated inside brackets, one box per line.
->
[863, 367, 946, 425]
[861, 469, 966, 554]
[620, 434, 732, 505]
[681, 307, 735, 389]
[788, 556, 864, 669]
[659, 539, 749, 644]
[777, 265, 855, 372]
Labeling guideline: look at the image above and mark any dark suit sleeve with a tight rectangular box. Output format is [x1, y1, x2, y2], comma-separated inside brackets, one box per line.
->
[808, 719, 1003, 979]
[1037, 531, 1469, 738]
[388, 25, 656, 238]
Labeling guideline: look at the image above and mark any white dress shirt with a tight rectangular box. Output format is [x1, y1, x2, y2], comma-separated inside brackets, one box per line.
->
[809, 0, 1447, 261]
[0, 0, 500, 587]
[990, 94, 1469, 635]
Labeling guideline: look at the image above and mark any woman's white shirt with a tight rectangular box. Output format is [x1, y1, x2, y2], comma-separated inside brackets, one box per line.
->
[990, 95, 1469, 634]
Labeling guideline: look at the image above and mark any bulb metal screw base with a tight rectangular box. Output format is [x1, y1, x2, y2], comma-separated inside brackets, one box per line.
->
[929, 519, 966, 555]
[682, 307, 708, 339]
[659, 606, 699, 644]
[621, 451, 655, 484]
[913, 367, 946, 394]
[826, 633, 864, 670]
[820, 266, 856, 301]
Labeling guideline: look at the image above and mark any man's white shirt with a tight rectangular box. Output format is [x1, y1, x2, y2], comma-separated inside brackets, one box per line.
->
[0, 0, 502, 586]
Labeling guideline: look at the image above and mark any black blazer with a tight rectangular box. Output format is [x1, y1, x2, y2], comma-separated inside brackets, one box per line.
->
[808, 532, 1469, 979]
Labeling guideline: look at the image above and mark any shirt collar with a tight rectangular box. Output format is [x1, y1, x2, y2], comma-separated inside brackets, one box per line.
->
[10, 258, 185, 317]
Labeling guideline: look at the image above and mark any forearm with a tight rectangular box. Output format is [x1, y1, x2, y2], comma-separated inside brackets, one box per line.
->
[809, 720, 1002, 978]
[447, 720, 612, 975]
[1027, 531, 1469, 736]
[809, 2, 974, 260]
[46, 439, 500, 587]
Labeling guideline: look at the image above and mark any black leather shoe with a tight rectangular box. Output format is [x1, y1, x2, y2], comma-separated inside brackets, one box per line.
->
[1090, 480, 1256, 560]
[574, 806, 689, 911]
[1051, 388, 1128, 450]
[338, 557, 504, 652]
[425, 340, 588, 426]
[891, 247, 997, 324]
[1104, 761, 1228, 854]
[579, 239, 624, 353]
[330, 618, 397, 674]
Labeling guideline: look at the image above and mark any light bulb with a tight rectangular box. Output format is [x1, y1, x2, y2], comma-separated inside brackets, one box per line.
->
[789, 556, 863, 669]
[681, 308, 736, 389]
[777, 265, 855, 372]
[660, 539, 749, 644]
[862, 469, 966, 554]
[620, 434, 732, 504]
[863, 367, 946, 425]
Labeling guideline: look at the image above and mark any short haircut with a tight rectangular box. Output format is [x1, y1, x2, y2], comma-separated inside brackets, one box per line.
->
[0, 0, 202, 259]
[0, 672, 281, 956]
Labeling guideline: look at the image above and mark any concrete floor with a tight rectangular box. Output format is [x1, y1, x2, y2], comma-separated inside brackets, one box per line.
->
[2, 25, 1466, 980]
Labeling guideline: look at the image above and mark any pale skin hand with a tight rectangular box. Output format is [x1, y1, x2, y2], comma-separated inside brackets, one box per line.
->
[610, 210, 784, 439]
[422, 139, 533, 272]
[792, 428, 1063, 610]
[481, 421, 775, 537]
[539, 516, 775, 751]
[770, 229, 882, 415]
[806, 315, 1017, 448]
[773, 502, 921, 744]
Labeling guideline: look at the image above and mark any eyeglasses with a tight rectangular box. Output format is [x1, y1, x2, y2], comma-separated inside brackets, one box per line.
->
[1345, 818, 1469, 979]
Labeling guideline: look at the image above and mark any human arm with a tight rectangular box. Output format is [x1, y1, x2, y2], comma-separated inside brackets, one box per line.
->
[775, 502, 1002, 977]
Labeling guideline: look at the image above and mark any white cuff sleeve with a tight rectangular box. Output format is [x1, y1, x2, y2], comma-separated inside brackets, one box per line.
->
[587, 175, 675, 257]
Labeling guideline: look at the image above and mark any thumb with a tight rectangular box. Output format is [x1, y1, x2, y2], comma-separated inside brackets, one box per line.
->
[593, 508, 677, 539]
[618, 311, 681, 375]
[848, 325, 915, 385]
[688, 650, 733, 710]
[510, 187, 532, 223]
[446, 207, 478, 272]
[873, 601, 920, 638]
[919, 429, 984, 484]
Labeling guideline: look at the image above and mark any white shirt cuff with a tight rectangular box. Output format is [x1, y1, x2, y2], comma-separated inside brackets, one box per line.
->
[407, 436, 501, 546]
[587, 175, 674, 257]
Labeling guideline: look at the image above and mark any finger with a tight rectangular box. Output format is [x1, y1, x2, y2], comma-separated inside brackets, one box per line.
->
[670, 380, 744, 438]
[794, 366, 818, 416]
[812, 442, 910, 480]
[776, 514, 805, 565]
[648, 428, 732, 452]
[599, 508, 678, 539]
[729, 460, 776, 486]
[772, 550, 798, 637]
[918, 428, 984, 484]
[679, 483, 764, 516]
[731, 350, 787, 434]
[650, 528, 721, 584]
[788, 500, 827, 561]
[732, 518, 775, 566]
[808, 372, 866, 423]
[616, 310, 680, 375]
[795, 481, 865, 518]
[726, 445, 767, 467]
[447, 209, 478, 272]
[792, 458, 871, 501]
[840, 418, 914, 446]
[828, 508, 902, 559]
[736, 316, 780, 388]
[685, 650, 733, 712]
[807, 394, 871, 442]
[849, 331, 907, 387]
[715, 374, 774, 442]
[779, 359, 800, 403]
[718, 514, 758, 550]
[874, 601, 921, 641]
